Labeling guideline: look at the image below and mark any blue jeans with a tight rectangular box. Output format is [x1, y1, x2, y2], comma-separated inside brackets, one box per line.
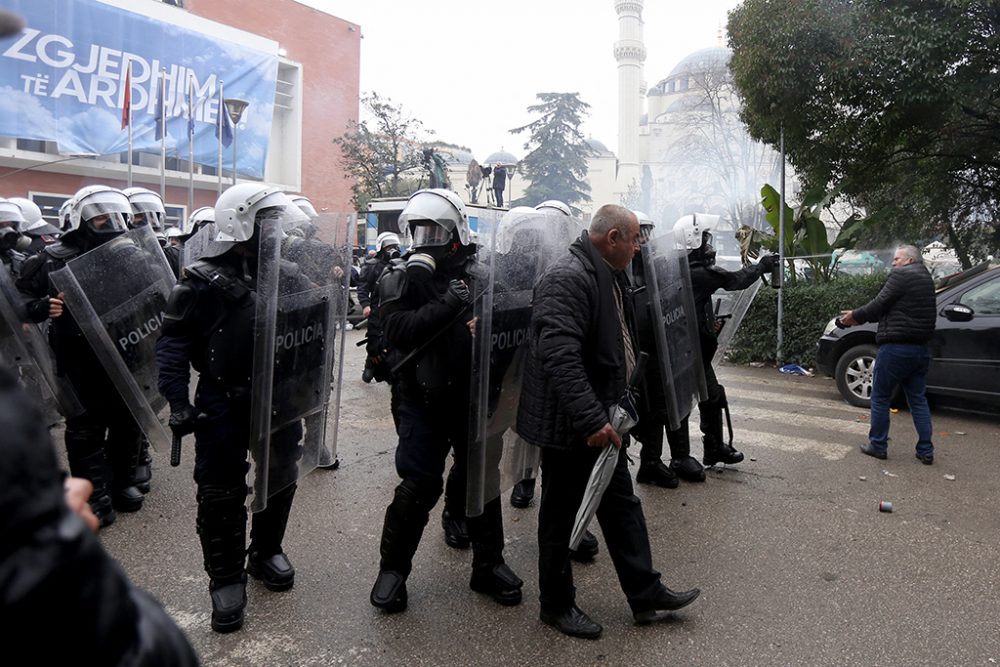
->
[868, 343, 933, 457]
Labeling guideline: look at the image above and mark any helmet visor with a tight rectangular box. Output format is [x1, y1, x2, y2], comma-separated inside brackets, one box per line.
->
[410, 222, 452, 248]
[295, 200, 319, 219]
[79, 193, 131, 233]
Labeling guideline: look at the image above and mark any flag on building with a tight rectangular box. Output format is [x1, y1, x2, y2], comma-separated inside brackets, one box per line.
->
[120, 63, 131, 131]
[154, 71, 167, 141]
[214, 87, 233, 148]
[187, 76, 196, 140]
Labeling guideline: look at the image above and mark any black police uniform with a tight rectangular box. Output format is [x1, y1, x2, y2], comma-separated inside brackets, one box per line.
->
[156, 248, 307, 632]
[679, 253, 772, 464]
[628, 250, 684, 486]
[369, 244, 522, 612]
[17, 229, 145, 525]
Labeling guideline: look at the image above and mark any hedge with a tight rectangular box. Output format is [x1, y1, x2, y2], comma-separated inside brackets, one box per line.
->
[726, 274, 888, 368]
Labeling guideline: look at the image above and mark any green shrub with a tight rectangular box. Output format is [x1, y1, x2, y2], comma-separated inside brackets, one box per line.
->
[727, 274, 888, 367]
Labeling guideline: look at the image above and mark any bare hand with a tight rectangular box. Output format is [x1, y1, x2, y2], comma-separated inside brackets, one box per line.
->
[839, 309, 858, 327]
[363, 305, 371, 318]
[64, 477, 100, 533]
[713, 318, 723, 334]
[585, 423, 622, 449]
[467, 316, 477, 337]
[48, 293, 65, 318]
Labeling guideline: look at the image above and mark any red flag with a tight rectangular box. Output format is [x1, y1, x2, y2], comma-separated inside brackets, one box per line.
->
[121, 63, 131, 130]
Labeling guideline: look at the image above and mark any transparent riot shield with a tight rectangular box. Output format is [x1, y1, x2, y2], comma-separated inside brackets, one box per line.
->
[712, 278, 763, 367]
[179, 223, 223, 271]
[642, 232, 708, 431]
[49, 225, 173, 450]
[248, 211, 351, 512]
[467, 209, 579, 517]
[0, 263, 82, 422]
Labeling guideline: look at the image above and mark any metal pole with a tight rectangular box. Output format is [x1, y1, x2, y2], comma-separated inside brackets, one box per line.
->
[777, 127, 786, 366]
[159, 69, 166, 200]
[231, 122, 237, 186]
[217, 80, 224, 195]
[127, 60, 133, 188]
[187, 73, 195, 215]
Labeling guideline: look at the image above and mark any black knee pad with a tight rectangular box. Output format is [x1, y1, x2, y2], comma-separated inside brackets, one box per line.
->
[396, 478, 441, 514]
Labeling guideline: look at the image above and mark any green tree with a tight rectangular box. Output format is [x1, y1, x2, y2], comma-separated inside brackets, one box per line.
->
[727, 0, 1000, 264]
[333, 92, 430, 211]
[510, 93, 593, 212]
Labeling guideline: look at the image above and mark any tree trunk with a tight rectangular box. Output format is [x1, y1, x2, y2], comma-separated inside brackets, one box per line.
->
[944, 219, 973, 269]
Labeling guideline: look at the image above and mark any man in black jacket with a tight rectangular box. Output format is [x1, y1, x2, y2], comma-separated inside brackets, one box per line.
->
[840, 244, 937, 463]
[517, 204, 700, 640]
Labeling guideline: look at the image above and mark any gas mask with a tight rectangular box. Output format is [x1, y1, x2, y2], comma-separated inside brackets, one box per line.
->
[0, 226, 30, 252]
[406, 252, 436, 281]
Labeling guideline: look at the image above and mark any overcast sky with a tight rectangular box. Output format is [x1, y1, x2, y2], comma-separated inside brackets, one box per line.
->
[298, 0, 742, 161]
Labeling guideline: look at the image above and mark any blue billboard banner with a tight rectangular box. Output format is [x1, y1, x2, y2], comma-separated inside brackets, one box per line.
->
[0, 0, 279, 179]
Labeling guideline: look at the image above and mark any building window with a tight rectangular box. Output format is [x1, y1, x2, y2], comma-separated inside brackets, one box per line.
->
[30, 193, 71, 228]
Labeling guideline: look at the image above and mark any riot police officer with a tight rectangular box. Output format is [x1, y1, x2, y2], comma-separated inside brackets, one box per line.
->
[628, 211, 684, 487]
[370, 188, 523, 613]
[359, 231, 400, 383]
[675, 214, 774, 467]
[0, 198, 31, 273]
[17, 185, 146, 526]
[123, 187, 167, 246]
[156, 183, 311, 633]
[7, 197, 60, 257]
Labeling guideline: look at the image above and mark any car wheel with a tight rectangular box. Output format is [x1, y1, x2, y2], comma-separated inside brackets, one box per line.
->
[835, 344, 877, 408]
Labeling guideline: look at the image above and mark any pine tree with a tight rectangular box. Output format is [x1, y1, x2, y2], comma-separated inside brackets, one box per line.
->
[510, 93, 593, 212]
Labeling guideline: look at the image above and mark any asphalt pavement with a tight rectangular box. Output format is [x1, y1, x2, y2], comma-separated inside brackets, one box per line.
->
[98, 330, 1000, 666]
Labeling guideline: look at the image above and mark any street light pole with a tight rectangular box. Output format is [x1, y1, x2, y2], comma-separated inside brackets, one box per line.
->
[223, 97, 249, 186]
[777, 126, 786, 366]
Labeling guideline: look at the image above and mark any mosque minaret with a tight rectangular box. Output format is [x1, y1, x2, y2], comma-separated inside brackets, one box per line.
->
[614, 0, 646, 192]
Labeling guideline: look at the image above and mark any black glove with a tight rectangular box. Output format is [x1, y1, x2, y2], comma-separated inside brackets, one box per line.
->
[758, 254, 776, 273]
[443, 279, 472, 309]
[168, 404, 199, 438]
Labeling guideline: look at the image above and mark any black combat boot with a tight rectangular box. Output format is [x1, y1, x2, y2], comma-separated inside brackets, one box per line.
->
[197, 485, 248, 633]
[248, 483, 296, 591]
[666, 420, 705, 482]
[371, 480, 434, 612]
[65, 434, 116, 528]
[441, 463, 469, 548]
[569, 530, 600, 563]
[699, 387, 744, 467]
[510, 478, 536, 508]
[106, 427, 144, 513]
[132, 437, 152, 494]
[636, 460, 680, 488]
[468, 498, 523, 606]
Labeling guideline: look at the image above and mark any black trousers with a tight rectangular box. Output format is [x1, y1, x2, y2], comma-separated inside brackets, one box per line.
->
[537, 445, 664, 613]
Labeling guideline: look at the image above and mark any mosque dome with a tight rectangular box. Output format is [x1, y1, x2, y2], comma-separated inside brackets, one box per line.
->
[585, 138, 614, 157]
[647, 46, 731, 97]
[484, 150, 519, 166]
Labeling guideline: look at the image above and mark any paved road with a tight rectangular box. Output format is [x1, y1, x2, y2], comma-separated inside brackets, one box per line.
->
[99, 329, 1000, 666]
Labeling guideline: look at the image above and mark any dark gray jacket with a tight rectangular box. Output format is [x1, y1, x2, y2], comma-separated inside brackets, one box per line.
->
[853, 262, 936, 344]
[516, 232, 637, 450]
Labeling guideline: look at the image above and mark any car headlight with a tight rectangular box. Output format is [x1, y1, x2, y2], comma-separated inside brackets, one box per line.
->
[822, 317, 838, 336]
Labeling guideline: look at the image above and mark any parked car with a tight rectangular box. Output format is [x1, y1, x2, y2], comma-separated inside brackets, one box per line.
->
[816, 263, 1000, 412]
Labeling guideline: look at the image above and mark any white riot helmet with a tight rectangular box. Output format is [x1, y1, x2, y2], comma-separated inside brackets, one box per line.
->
[289, 195, 319, 220]
[58, 197, 76, 231]
[168, 206, 214, 238]
[213, 183, 306, 243]
[6, 197, 39, 228]
[496, 206, 541, 254]
[632, 210, 655, 244]
[535, 200, 572, 217]
[375, 231, 401, 253]
[674, 213, 720, 251]
[398, 189, 470, 249]
[0, 198, 26, 230]
[67, 185, 131, 235]
[122, 187, 166, 232]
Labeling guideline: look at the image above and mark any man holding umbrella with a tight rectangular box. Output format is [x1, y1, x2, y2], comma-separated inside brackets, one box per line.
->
[516, 204, 700, 639]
